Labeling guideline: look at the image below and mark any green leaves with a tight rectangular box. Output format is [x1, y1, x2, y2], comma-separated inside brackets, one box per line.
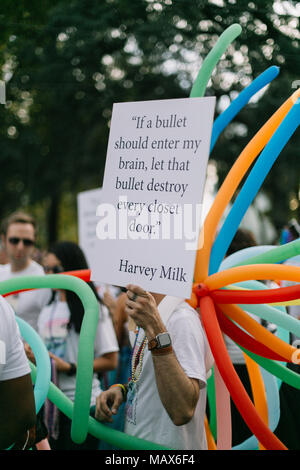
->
[0, 0, 299, 243]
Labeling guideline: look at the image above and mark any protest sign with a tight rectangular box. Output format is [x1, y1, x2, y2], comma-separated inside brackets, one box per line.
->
[91, 97, 215, 297]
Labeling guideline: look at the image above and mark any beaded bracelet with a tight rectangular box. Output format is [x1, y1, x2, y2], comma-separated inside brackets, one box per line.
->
[110, 383, 128, 400]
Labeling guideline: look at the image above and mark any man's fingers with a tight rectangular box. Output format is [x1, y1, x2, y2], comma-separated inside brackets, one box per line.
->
[111, 393, 123, 415]
[95, 389, 123, 422]
[126, 284, 147, 298]
[95, 394, 113, 422]
[125, 298, 136, 310]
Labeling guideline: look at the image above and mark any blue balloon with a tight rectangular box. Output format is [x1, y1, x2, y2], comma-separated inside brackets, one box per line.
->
[209, 98, 300, 274]
[16, 316, 51, 414]
[211, 66, 279, 151]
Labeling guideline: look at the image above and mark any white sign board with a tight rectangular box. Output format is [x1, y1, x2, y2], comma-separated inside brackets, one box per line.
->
[91, 97, 215, 298]
[77, 188, 102, 269]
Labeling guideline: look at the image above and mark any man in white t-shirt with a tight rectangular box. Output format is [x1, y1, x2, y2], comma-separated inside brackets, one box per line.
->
[0, 295, 36, 449]
[96, 284, 213, 450]
[0, 212, 50, 331]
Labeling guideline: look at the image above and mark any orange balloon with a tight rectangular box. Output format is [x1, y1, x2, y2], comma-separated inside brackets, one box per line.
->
[220, 303, 296, 362]
[205, 264, 300, 290]
[194, 88, 300, 282]
[243, 353, 268, 450]
[205, 415, 217, 450]
[186, 291, 198, 309]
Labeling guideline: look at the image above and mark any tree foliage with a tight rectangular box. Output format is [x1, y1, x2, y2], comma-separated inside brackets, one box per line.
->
[0, 0, 299, 244]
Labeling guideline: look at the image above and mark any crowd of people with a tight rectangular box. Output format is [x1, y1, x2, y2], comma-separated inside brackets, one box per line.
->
[0, 212, 119, 450]
[0, 210, 299, 451]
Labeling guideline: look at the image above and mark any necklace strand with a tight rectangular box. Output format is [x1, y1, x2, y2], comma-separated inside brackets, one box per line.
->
[131, 330, 148, 383]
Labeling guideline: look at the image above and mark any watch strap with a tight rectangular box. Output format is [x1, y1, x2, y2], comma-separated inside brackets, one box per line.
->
[151, 345, 173, 356]
[148, 337, 159, 350]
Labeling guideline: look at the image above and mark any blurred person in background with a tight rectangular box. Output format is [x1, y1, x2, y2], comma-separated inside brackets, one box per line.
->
[0, 212, 50, 332]
[31, 241, 119, 450]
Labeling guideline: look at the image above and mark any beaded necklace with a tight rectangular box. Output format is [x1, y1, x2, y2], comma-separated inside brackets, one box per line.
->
[130, 329, 148, 384]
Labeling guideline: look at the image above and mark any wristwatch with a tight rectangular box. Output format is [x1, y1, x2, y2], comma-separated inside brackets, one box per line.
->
[148, 332, 172, 351]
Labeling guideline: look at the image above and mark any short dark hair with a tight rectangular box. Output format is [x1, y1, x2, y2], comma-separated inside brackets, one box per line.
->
[226, 228, 257, 256]
[288, 219, 300, 241]
[1, 211, 37, 237]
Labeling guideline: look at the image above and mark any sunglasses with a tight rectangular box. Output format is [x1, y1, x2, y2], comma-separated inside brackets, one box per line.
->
[44, 265, 64, 274]
[8, 237, 35, 247]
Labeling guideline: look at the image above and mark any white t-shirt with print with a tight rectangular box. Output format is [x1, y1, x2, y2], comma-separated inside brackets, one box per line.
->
[0, 295, 31, 381]
[38, 297, 119, 405]
[0, 261, 51, 332]
[124, 301, 213, 450]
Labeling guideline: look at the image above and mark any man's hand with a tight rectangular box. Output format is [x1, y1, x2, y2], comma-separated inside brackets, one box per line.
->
[95, 387, 124, 423]
[125, 284, 166, 340]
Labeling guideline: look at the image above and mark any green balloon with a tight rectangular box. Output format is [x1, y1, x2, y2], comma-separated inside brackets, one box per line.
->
[239, 347, 300, 389]
[234, 238, 300, 267]
[0, 274, 99, 444]
[190, 24, 242, 98]
[29, 364, 171, 450]
[207, 368, 217, 440]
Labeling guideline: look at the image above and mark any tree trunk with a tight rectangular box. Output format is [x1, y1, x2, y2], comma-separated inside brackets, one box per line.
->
[47, 192, 60, 246]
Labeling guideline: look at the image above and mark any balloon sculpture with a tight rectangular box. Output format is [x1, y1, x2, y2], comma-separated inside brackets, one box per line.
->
[1, 24, 300, 450]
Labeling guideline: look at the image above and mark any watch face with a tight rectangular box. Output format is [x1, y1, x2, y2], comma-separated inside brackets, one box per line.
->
[158, 333, 171, 347]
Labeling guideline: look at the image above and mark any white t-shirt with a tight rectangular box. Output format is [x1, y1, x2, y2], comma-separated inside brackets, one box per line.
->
[38, 296, 119, 405]
[0, 295, 31, 381]
[0, 261, 51, 332]
[124, 301, 213, 450]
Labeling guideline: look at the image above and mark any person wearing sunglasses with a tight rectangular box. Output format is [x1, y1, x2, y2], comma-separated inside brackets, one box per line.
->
[0, 212, 51, 333]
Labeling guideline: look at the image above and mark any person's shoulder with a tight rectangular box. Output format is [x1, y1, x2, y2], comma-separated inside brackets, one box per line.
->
[0, 263, 10, 270]
[29, 260, 45, 273]
[0, 294, 12, 312]
[0, 295, 15, 328]
[0, 264, 10, 279]
[26, 260, 45, 275]
[173, 301, 198, 318]
[167, 301, 200, 328]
